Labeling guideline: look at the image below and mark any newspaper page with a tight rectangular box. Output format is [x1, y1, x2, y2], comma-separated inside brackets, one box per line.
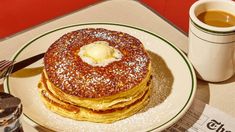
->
[164, 99, 235, 132]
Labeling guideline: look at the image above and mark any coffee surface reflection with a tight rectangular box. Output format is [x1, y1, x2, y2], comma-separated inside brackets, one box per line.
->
[197, 10, 235, 27]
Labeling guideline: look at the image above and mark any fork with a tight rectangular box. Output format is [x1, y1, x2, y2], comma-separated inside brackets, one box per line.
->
[0, 60, 14, 79]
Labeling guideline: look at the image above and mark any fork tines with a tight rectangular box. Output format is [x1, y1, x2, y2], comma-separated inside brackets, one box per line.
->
[0, 60, 14, 71]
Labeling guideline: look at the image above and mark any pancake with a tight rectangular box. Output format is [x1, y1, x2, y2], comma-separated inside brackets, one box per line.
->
[38, 71, 151, 123]
[42, 69, 151, 110]
[38, 28, 152, 123]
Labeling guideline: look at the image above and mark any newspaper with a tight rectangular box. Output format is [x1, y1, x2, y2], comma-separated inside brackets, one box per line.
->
[164, 99, 235, 132]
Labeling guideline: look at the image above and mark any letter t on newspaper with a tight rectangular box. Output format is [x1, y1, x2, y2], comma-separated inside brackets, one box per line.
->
[163, 99, 235, 132]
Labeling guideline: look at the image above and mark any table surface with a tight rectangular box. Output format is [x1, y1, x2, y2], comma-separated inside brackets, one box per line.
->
[0, 0, 235, 131]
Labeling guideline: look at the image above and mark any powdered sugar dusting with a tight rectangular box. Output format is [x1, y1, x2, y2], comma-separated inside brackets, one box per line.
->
[44, 28, 151, 98]
[31, 51, 174, 131]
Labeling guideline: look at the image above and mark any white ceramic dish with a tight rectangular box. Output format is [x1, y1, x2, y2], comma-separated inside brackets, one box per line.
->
[4, 23, 196, 131]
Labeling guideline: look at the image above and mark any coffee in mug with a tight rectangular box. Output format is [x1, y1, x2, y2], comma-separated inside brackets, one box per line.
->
[188, 0, 235, 82]
[197, 10, 235, 27]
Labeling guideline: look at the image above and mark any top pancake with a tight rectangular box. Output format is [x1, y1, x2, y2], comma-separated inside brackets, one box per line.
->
[44, 28, 151, 98]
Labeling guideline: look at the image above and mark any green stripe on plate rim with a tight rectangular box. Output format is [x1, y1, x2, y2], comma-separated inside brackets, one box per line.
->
[5, 23, 196, 132]
[190, 18, 235, 36]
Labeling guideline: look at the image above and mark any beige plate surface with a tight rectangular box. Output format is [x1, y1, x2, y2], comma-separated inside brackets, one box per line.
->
[4, 23, 196, 132]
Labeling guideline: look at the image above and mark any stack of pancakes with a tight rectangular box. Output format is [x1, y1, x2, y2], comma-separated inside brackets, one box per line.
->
[38, 28, 152, 123]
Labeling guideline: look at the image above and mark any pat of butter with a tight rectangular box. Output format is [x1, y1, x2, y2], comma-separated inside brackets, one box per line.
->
[84, 41, 114, 62]
[78, 41, 122, 66]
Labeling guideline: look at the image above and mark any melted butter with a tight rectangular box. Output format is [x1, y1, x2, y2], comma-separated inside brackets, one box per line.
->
[78, 41, 122, 67]
[84, 41, 114, 62]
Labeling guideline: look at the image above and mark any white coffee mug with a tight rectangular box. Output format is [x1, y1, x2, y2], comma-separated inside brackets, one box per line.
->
[188, 0, 235, 82]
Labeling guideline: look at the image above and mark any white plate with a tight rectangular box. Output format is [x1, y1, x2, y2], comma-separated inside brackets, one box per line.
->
[4, 23, 196, 131]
